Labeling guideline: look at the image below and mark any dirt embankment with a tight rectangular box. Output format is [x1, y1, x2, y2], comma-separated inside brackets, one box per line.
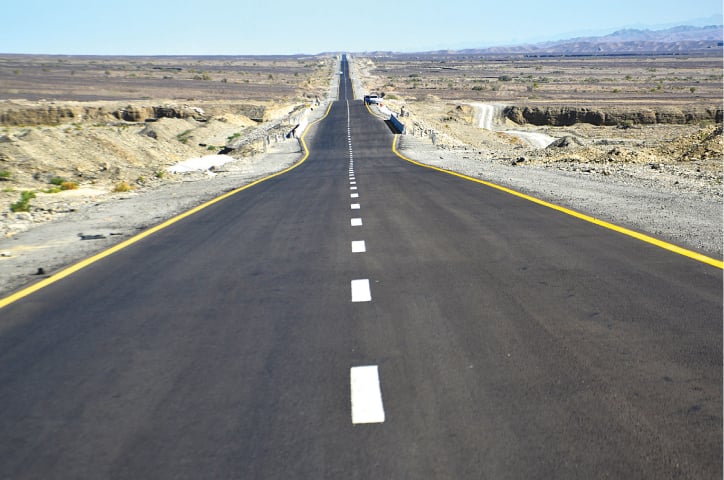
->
[504, 105, 723, 126]
[0, 101, 270, 126]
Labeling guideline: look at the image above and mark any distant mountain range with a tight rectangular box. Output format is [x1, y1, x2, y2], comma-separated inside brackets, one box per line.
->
[454, 25, 723, 55]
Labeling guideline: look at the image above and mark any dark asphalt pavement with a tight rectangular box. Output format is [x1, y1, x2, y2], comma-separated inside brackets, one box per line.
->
[0, 56, 721, 479]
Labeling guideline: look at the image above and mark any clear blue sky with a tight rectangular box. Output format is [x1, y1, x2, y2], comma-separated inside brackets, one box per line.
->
[1, 0, 721, 55]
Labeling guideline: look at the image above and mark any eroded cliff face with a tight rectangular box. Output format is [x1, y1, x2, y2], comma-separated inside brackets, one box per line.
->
[0, 102, 268, 126]
[504, 105, 723, 126]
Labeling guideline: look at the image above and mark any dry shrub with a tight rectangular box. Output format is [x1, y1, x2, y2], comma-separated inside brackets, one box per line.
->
[112, 181, 134, 193]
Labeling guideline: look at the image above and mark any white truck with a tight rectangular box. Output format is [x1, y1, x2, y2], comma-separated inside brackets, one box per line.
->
[364, 94, 383, 105]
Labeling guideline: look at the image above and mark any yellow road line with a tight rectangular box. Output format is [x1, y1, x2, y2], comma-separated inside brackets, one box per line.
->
[392, 136, 723, 270]
[0, 101, 335, 310]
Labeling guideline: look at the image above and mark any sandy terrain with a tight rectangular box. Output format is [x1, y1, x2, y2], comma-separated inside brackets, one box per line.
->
[354, 53, 722, 109]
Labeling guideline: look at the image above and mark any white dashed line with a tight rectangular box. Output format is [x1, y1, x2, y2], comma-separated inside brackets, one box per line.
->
[350, 186, 357, 190]
[351, 279, 371, 302]
[350, 181, 356, 185]
[351, 193, 359, 198]
[351, 203, 360, 210]
[351, 218, 363, 226]
[350, 365, 385, 424]
[351, 240, 366, 253]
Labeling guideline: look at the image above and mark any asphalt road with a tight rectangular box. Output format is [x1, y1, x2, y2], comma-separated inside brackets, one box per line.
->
[0, 56, 721, 479]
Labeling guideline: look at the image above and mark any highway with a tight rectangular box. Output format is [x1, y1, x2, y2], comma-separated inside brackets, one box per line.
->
[0, 55, 721, 479]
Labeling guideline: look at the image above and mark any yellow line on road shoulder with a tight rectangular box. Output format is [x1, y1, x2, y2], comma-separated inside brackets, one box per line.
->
[0, 101, 334, 310]
[392, 136, 723, 270]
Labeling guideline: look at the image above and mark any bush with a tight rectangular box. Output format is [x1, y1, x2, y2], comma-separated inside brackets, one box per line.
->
[113, 181, 133, 193]
[0, 170, 10, 180]
[498, 75, 513, 82]
[176, 130, 192, 144]
[10, 191, 35, 212]
[47, 177, 78, 192]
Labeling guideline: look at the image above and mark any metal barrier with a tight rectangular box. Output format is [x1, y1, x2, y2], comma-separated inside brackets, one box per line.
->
[388, 114, 405, 134]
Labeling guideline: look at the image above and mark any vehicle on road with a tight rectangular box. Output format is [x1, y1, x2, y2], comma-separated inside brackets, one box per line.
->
[364, 94, 383, 105]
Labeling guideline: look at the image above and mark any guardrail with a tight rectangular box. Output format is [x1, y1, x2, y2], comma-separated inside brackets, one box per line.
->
[388, 114, 405, 134]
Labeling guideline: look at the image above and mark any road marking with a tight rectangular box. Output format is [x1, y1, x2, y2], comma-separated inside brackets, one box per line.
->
[351, 279, 372, 302]
[350, 181, 357, 185]
[350, 186, 357, 190]
[351, 193, 359, 198]
[391, 136, 723, 269]
[351, 240, 366, 253]
[351, 203, 360, 210]
[351, 218, 363, 226]
[350, 366, 385, 424]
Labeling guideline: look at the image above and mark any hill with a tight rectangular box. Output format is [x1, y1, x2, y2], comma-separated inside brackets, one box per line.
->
[459, 25, 723, 55]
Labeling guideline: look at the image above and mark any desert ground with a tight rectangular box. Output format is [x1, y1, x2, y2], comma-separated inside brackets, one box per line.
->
[0, 52, 721, 295]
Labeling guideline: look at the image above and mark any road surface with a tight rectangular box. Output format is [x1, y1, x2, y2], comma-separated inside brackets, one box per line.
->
[0, 55, 721, 479]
